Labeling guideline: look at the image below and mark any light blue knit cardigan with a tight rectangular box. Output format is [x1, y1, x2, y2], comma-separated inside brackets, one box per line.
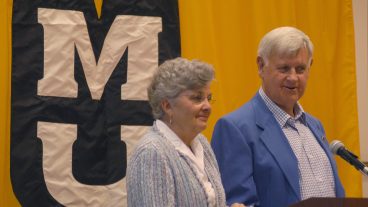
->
[127, 126, 226, 207]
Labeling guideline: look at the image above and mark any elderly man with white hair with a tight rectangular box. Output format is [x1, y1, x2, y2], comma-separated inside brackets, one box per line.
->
[211, 26, 345, 207]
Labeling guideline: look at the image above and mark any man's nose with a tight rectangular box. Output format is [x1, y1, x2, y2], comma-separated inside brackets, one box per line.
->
[286, 68, 298, 81]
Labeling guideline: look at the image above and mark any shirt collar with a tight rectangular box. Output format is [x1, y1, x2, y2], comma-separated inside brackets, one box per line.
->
[258, 87, 306, 127]
[154, 119, 205, 173]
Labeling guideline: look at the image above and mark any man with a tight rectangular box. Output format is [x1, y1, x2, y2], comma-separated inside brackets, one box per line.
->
[211, 27, 345, 207]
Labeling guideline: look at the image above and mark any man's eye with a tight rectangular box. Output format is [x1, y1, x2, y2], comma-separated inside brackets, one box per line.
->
[278, 66, 289, 73]
[296, 67, 306, 74]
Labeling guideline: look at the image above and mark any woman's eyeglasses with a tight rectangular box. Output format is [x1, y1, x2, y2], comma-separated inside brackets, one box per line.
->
[182, 93, 215, 104]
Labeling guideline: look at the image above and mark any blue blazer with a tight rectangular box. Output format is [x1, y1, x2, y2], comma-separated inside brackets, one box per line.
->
[211, 93, 345, 207]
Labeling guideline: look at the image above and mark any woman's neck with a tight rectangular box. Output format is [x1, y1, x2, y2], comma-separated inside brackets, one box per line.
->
[159, 118, 196, 147]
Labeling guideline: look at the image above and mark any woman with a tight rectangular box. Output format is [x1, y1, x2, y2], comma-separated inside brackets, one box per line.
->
[127, 57, 244, 207]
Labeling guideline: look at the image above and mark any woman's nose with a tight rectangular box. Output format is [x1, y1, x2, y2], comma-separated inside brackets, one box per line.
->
[202, 98, 212, 110]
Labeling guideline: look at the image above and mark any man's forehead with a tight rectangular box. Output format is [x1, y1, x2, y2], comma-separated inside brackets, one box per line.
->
[268, 47, 309, 61]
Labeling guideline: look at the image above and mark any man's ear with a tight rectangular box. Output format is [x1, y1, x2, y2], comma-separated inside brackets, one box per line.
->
[257, 56, 265, 76]
[309, 58, 313, 68]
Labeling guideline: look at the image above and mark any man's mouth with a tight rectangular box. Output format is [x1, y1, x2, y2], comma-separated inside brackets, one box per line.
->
[285, 86, 297, 90]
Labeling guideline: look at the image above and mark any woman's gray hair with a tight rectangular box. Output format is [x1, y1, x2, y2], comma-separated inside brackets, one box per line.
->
[148, 57, 214, 119]
[257, 26, 314, 65]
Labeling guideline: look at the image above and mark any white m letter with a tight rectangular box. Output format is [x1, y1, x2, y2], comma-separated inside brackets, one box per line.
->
[37, 8, 162, 100]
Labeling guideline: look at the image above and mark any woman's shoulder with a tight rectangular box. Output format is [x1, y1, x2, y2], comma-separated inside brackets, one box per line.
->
[130, 129, 172, 160]
[196, 134, 210, 144]
[196, 134, 214, 154]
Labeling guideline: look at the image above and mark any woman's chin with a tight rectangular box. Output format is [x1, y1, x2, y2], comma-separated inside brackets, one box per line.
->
[197, 123, 207, 132]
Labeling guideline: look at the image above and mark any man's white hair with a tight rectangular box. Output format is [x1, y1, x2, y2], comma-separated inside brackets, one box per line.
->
[258, 26, 314, 65]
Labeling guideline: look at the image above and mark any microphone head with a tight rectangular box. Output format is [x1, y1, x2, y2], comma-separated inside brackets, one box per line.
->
[329, 140, 344, 154]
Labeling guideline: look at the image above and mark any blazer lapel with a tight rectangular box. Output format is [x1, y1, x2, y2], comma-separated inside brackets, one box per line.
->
[305, 117, 338, 176]
[305, 117, 330, 157]
[306, 116, 345, 195]
[252, 94, 301, 200]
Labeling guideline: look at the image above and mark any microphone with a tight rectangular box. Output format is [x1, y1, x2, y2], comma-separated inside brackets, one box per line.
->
[329, 140, 368, 176]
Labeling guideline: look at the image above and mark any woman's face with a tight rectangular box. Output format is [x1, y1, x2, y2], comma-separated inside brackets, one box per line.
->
[168, 82, 212, 139]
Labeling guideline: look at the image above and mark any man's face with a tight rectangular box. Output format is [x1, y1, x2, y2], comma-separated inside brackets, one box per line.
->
[258, 47, 311, 115]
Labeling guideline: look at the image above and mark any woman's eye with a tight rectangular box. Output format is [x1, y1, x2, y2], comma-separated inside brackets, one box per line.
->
[192, 96, 203, 102]
[187, 94, 203, 103]
[207, 95, 212, 102]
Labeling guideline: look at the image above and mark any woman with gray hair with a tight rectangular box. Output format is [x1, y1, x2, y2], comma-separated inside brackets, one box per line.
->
[127, 57, 244, 207]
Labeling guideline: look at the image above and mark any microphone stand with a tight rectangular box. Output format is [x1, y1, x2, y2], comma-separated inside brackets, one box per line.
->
[346, 150, 368, 177]
[363, 162, 368, 177]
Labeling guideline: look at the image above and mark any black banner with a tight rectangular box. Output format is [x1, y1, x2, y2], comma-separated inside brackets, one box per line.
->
[11, 0, 180, 206]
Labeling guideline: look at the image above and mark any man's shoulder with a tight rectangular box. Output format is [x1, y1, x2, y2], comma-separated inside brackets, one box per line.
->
[304, 112, 321, 124]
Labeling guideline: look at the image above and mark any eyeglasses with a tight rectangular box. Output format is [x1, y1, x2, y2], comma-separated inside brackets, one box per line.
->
[183, 93, 215, 104]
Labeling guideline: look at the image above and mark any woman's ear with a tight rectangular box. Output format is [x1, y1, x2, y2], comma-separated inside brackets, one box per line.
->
[161, 99, 172, 115]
